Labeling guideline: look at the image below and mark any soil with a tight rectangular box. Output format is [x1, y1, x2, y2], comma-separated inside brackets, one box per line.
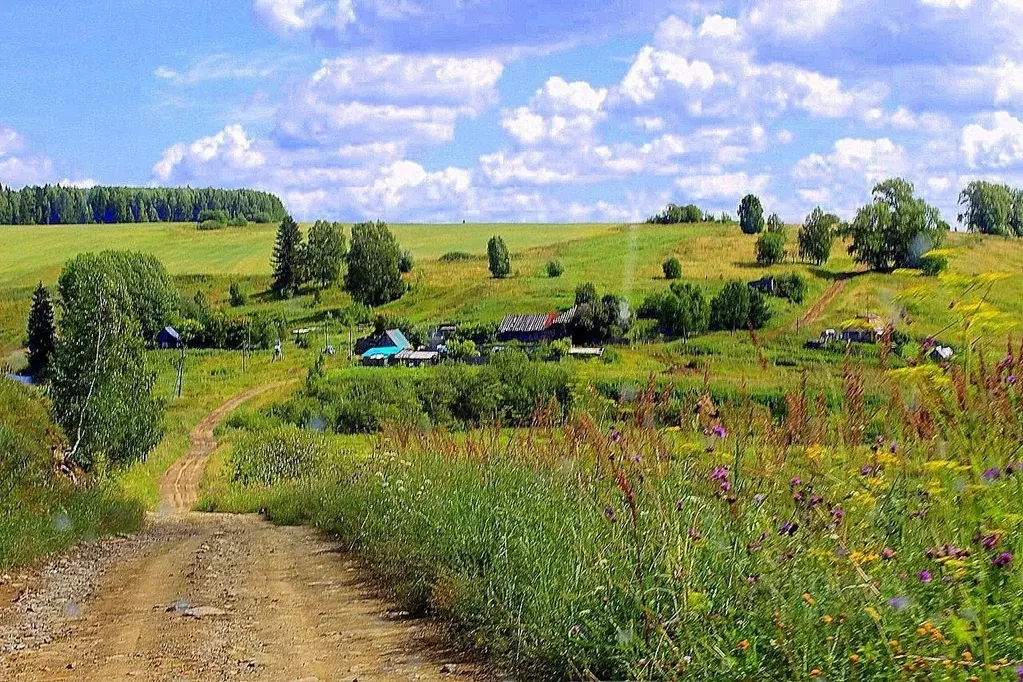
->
[0, 385, 484, 682]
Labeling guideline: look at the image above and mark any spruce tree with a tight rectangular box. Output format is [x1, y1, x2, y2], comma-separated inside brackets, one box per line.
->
[271, 215, 303, 298]
[26, 282, 56, 380]
[487, 236, 511, 278]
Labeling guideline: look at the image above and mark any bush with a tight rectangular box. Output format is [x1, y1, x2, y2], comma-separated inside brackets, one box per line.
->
[398, 249, 415, 274]
[231, 426, 330, 486]
[546, 259, 564, 278]
[198, 219, 226, 231]
[229, 282, 248, 307]
[662, 257, 682, 280]
[919, 253, 948, 276]
[440, 251, 474, 262]
[198, 209, 230, 224]
[228, 216, 248, 227]
[710, 280, 771, 332]
[775, 273, 807, 303]
[251, 212, 273, 224]
[755, 231, 786, 266]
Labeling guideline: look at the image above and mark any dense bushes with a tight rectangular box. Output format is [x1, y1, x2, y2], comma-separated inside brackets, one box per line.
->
[919, 253, 949, 276]
[278, 351, 573, 434]
[774, 272, 807, 303]
[662, 257, 682, 279]
[710, 280, 771, 332]
[647, 203, 703, 224]
[755, 231, 785, 265]
[231, 426, 330, 486]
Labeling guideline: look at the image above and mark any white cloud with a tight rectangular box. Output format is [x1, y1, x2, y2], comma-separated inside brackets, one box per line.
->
[254, 0, 355, 34]
[962, 111, 1023, 169]
[793, 138, 907, 183]
[863, 106, 951, 133]
[698, 15, 740, 40]
[919, 0, 974, 8]
[152, 124, 266, 183]
[499, 77, 607, 147]
[0, 126, 59, 188]
[154, 54, 288, 86]
[349, 160, 472, 214]
[620, 46, 716, 105]
[746, 0, 843, 38]
[676, 171, 770, 200]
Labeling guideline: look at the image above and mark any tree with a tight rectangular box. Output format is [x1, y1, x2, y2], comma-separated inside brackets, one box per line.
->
[26, 283, 56, 380]
[272, 215, 303, 298]
[755, 231, 786, 266]
[659, 282, 708, 340]
[738, 194, 765, 234]
[305, 220, 346, 289]
[958, 180, 1014, 235]
[572, 291, 632, 343]
[345, 221, 405, 306]
[229, 282, 247, 307]
[1011, 190, 1023, 237]
[575, 282, 598, 305]
[648, 203, 704, 224]
[487, 236, 511, 278]
[663, 257, 682, 279]
[710, 280, 772, 333]
[798, 207, 839, 266]
[50, 253, 165, 470]
[766, 213, 785, 234]
[841, 178, 949, 271]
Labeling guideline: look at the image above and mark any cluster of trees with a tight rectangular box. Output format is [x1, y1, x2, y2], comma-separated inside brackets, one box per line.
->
[197, 209, 250, 231]
[572, 283, 632, 343]
[640, 280, 772, 339]
[271, 218, 350, 298]
[0, 185, 286, 225]
[958, 180, 1023, 237]
[648, 203, 733, 225]
[174, 290, 283, 350]
[30, 252, 176, 470]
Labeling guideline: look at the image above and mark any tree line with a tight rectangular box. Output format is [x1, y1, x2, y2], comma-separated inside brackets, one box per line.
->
[647, 203, 733, 225]
[0, 184, 286, 225]
[958, 180, 1023, 237]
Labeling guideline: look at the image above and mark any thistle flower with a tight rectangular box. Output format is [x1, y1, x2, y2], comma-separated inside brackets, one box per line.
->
[887, 596, 908, 611]
[711, 466, 729, 482]
[981, 533, 1000, 551]
[982, 467, 1002, 482]
[993, 552, 1013, 568]
[923, 337, 935, 351]
[610, 430, 622, 443]
[1008, 375, 1018, 385]
[882, 547, 897, 560]
[779, 521, 799, 536]
[918, 570, 932, 584]
[711, 424, 728, 438]
[831, 507, 846, 522]
[790, 476, 801, 487]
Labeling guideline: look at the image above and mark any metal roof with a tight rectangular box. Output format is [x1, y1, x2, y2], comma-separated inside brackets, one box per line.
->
[499, 313, 554, 334]
[395, 349, 439, 361]
[361, 346, 404, 359]
[384, 329, 412, 349]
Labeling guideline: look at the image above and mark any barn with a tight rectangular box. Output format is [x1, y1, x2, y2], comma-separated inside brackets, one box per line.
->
[497, 307, 577, 344]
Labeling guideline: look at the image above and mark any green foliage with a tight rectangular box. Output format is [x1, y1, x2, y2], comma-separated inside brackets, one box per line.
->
[575, 282, 598, 305]
[648, 203, 704, 225]
[345, 220, 406, 306]
[659, 282, 709, 339]
[738, 194, 765, 234]
[446, 338, 478, 361]
[842, 178, 949, 271]
[766, 213, 785, 234]
[919, 253, 949, 276]
[958, 180, 1015, 236]
[546, 259, 565, 278]
[0, 184, 285, 225]
[487, 235, 512, 278]
[231, 426, 329, 486]
[272, 215, 303, 299]
[662, 256, 682, 280]
[197, 219, 226, 231]
[798, 207, 839, 265]
[710, 280, 771, 332]
[398, 248, 415, 274]
[572, 292, 632, 343]
[305, 220, 347, 289]
[26, 282, 56, 380]
[755, 231, 786, 266]
[228, 282, 248, 307]
[439, 251, 473, 262]
[775, 272, 807, 303]
[50, 252, 166, 470]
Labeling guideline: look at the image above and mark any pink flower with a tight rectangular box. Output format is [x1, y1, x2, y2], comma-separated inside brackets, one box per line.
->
[918, 570, 932, 584]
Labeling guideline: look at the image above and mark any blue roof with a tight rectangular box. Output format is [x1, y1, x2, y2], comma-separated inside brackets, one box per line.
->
[384, 329, 411, 349]
[361, 346, 404, 359]
[158, 326, 180, 340]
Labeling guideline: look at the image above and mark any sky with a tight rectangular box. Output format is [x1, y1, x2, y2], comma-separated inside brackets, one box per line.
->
[1, 0, 1023, 224]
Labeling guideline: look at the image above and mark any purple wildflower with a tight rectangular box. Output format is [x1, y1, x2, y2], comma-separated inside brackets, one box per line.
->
[610, 430, 622, 443]
[779, 521, 799, 537]
[604, 507, 616, 522]
[998, 354, 1014, 371]
[1016, 665, 1023, 682]
[711, 466, 729, 482]
[882, 547, 897, 560]
[711, 424, 728, 438]
[1008, 375, 1018, 385]
[632, 454, 642, 463]
[887, 596, 908, 611]
[753, 493, 766, 503]
[859, 464, 875, 476]
[1007, 462, 1023, 475]
[747, 575, 760, 584]
[790, 476, 801, 487]
[982, 534, 1000, 551]
[982, 467, 1002, 482]
[993, 552, 1013, 568]
[923, 337, 936, 351]
[809, 494, 823, 507]
[687, 528, 701, 540]
[831, 507, 846, 522]
[889, 441, 898, 454]
[918, 570, 932, 584]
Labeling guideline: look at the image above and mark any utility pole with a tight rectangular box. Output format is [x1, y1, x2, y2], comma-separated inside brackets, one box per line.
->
[243, 320, 250, 373]
[175, 344, 185, 398]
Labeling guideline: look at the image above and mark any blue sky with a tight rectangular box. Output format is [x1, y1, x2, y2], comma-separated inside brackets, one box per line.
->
[2, 0, 1023, 223]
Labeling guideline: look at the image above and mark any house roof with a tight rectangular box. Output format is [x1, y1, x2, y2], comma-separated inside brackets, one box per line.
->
[361, 346, 404, 359]
[499, 307, 578, 334]
[395, 349, 439, 361]
[384, 329, 412, 349]
[158, 326, 180, 340]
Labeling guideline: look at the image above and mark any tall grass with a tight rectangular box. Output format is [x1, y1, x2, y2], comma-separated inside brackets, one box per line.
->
[214, 343, 1023, 680]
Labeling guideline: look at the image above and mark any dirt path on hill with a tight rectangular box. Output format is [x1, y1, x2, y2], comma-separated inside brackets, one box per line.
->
[1, 385, 483, 682]
[793, 278, 847, 332]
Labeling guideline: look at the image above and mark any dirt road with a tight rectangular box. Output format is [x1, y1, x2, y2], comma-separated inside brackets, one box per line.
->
[1, 385, 481, 682]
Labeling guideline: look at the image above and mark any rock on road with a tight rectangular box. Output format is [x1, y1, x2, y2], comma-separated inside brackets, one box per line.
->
[0, 384, 481, 682]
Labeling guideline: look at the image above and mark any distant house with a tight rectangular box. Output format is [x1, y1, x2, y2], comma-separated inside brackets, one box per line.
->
[498, 307, 577, 344]
[426, 323, 459, 350]
[929, 345, 954, 362]
[359, 329, 412, 366]
[355, 329, 412, 356]
[395, 349, 441, 367]
[839, 315, 886, 344]
[748, 276, 777, 294]
[156, 326, 181, 349]
[568, 347, 604, 359]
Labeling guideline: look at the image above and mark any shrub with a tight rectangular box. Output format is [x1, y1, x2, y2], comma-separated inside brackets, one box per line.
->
[575, 282, 598, 305]
[775, 273, 807, 303]
[398, 249, 415, 274]
[546, 259, 564, 278]
[229, 282, 248, 307]
[198, 219, 226, 231]
[440, 251, 474, 262]
[487, 236, 511, 278]
[919, 253, 948, 276]
[231, 426, 330, 486]
[662, 257, 682, 280]
[755, 231, 786, 266]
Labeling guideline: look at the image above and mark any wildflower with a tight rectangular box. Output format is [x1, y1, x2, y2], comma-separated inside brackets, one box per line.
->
[982, 467, 1001, 481]
[918, 570, 933, 583]
[711, 466, 729, 482]
[821, 615, 833, 624]
[632, 454, 642, 463]
[790, 476, 801, 486]
[802, 593, 815, 606]
[887, 596, 908, 610]
[753, 493, 766, 503]
[981, 533, 1001, 551]
[1016, 665, 1023, 682]
[711, 424, 728, 438]
[687, 528, 701, 541]
[809, 494, 823, 507]
[860, 464, 875, 476]
[719, 481, 731, 492]
[923, 337, 935, 351]
[610, 430, 622, 443]
[882, 547, 897, 560]
[963, 651, 974, 662]
[1008, 375, 1018, 385]
[1007, 463, 1023, 475]
[997, 354, 1014, 371]
[604, 507, 616, 522]
[849, 654, 860, 663]
[993, 552, 1013, 568]
[747, 575, 759, 584]
[889, 441, 898, 454]
[779, 521, 799, 536]
[737, 640, 750, 651]
[810, 669, 822, 677]
[831, 507, 845, 522]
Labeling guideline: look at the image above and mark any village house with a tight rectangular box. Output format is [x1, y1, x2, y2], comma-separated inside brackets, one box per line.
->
[156, 325, 181, 349]
[838, 315, 886, 344]
[359, 329, 412, 366]
[497, 307, 577, 344]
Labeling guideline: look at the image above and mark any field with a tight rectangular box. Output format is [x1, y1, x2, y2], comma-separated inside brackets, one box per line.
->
[4, 220, 1023, 679]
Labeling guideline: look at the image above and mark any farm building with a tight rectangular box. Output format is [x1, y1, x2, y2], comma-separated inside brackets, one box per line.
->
[748, 276, 777, 294]
[498, 307, 577, 343]
[359, 329, 412, 366]
[156, 326, 181, 349]
[568, 347, 604, 359]
[395, 349, 441, 367]
[355, 329, 412, 356]
[839, 315, 886, 344]
[427, 323, 459, 350]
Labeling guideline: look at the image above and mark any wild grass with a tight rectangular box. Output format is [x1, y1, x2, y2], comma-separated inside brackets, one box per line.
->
[208, 337, 1023, 680]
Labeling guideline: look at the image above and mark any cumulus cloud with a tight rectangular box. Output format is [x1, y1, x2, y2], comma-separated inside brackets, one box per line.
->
[0, 126, 59, 188]
[254, 0, 355, 34]
[746, 0, 844, 38]
[676, 171, 771, 200]
[793, 138, 907, 183]
[152, 124, 266, 183]
[962, 111, 1023, 169]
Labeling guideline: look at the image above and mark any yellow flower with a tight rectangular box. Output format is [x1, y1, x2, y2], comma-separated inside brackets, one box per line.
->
[848, 654, 860, 663]
[738, 640, 750, 651]
[822, 615, 833, 625]
[802, 593, 816, 606]
[962, 651, 973, 662]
